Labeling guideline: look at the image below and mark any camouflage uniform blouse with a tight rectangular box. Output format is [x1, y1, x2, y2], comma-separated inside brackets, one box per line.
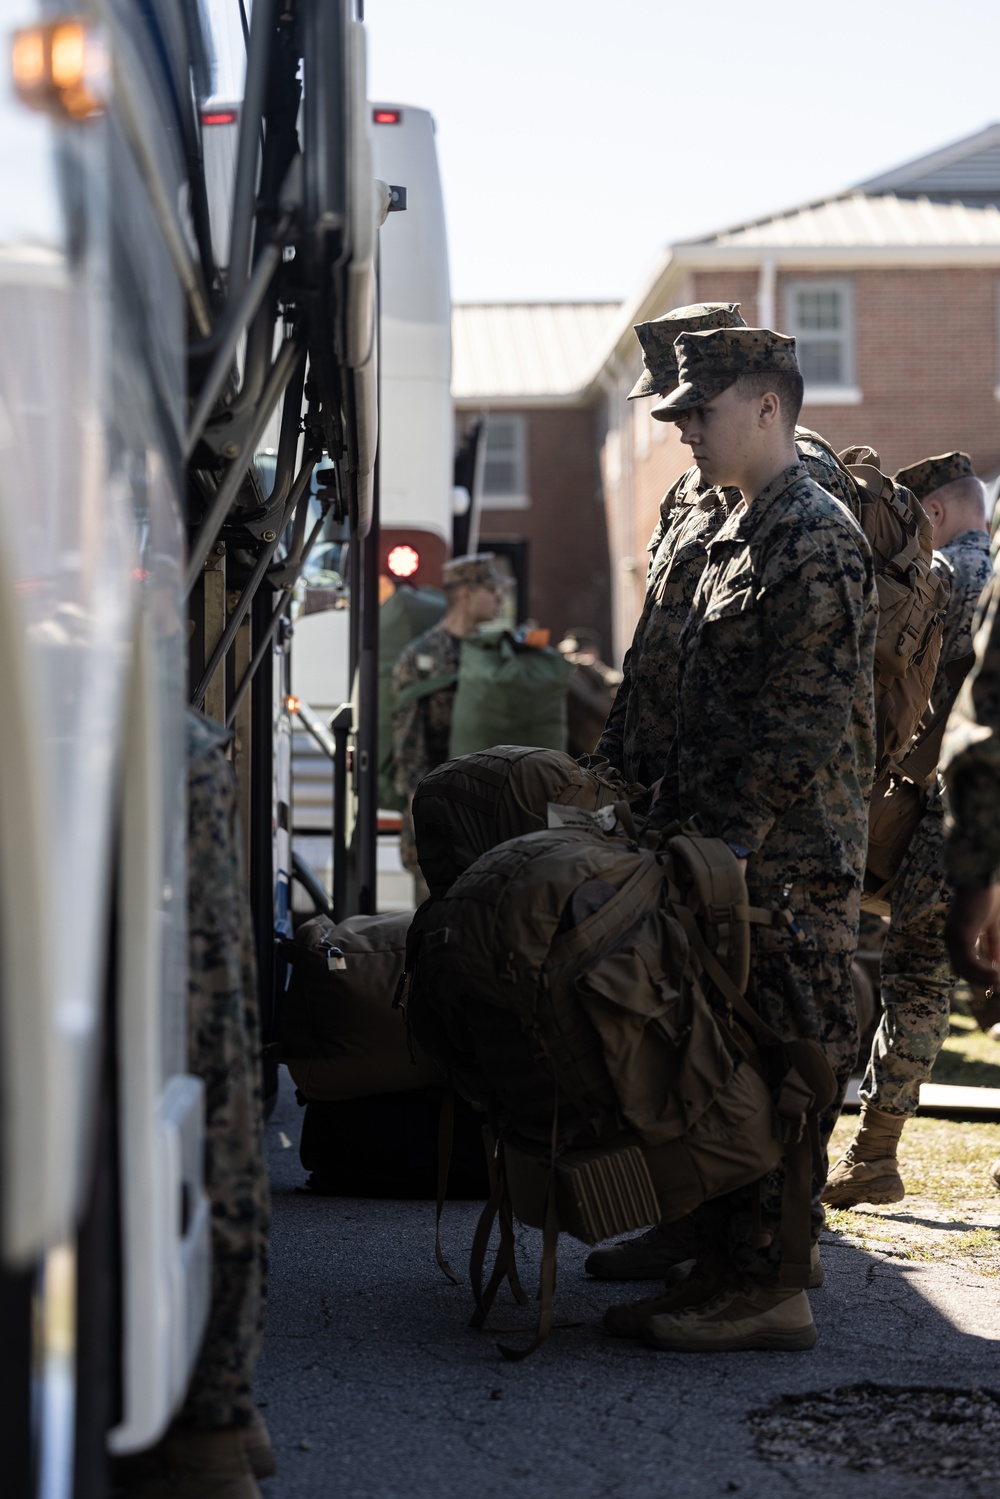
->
[595, 431, 859, 785]
[942, 556, 1000, 886]
[665, 461, 878, 948]
[391, 621, 462, 796]
[928, 528, 993, 716]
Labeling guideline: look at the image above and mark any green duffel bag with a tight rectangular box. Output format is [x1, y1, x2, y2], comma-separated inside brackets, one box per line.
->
[448, 632, 572, 758]
[377, 585, 445, 810]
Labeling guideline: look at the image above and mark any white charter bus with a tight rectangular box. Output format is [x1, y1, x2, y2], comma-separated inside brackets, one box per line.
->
[0, 1, 380, 1490]
[289, 100, 456, 913]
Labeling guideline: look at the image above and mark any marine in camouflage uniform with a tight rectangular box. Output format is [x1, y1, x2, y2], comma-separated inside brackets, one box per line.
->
[649, 330, 877, 1313]
[393, 619, 462, 885]
[827, 454, 992, 1208]
[181, 712, 269, 1438]
[392, 554, 506, 891]
[941, 553, 1000, 1190]
[114, 714, 273, 1495]
[595, 304, 860, 785]
[943, 558, 1000, 884]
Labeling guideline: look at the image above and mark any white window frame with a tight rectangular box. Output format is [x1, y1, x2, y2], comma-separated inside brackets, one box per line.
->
[479, 414, 529, 510]
[783, 278, 861, 404]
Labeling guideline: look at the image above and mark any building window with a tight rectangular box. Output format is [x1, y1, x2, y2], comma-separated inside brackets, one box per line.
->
[784, 280, 860, 402]
[480, 414, 529, 509]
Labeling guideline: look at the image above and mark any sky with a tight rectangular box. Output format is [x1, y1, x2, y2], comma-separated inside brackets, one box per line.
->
[364, 0, 1000, 304]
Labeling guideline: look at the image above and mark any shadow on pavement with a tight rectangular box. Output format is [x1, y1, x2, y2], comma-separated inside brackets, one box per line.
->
[257, 1071, 1000, 1499]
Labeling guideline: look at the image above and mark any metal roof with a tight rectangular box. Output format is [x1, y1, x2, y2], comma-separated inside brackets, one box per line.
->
[452, 301, 622, 402]
[857, 122, 1000, 203]
[679, 191, 1000, 251]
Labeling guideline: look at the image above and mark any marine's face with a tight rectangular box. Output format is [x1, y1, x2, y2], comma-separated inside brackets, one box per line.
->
[468, 581, 505, 625]
[671, 382, 757, 489]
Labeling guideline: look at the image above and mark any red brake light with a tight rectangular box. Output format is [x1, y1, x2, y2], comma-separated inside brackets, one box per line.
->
[201, 109, 237, 126]
[372, 108, 401, 125]
[387, 544, 420, 579]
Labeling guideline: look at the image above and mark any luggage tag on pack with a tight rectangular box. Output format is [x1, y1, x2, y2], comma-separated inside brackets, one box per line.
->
[321, 942, 347, 972]
[546, 802, 619, 832]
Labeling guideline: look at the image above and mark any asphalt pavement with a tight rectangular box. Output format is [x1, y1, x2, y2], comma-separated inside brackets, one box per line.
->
[257, 1071, 1000, 1499]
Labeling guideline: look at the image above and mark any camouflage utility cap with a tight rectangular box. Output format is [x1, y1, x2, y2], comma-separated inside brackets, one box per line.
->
[442, 552, 507, 589]
[627, 303, 746, 400]
[893, 451, 975, 502]
[652, 328, 799, 421]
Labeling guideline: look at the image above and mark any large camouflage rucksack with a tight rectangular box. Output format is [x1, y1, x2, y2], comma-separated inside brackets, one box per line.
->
[411, 745, 643, 898]
[400, 826, 836, 1357]
[803, 436, 949, 767]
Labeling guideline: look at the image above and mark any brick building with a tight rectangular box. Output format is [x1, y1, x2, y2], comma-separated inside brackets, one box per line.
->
[452, 300, 619, 656]
[452, 127, 1000, 665]
[597, 124, 1000, 660]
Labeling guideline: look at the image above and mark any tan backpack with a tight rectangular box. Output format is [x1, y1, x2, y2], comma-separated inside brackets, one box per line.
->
[840, 447, 949, 765]
[401, 826, 836, 1357]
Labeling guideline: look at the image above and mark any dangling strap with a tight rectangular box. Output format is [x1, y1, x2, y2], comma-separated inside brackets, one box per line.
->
[674, 903, 786, 1045]
[495, 1082, 561, 1360]
[498, 1181, 559, 1361]
[434, 1083, 461, 1286]
[612, 799, 637, 840]
[468, 1134, 529, 1329]
[777, 1122, 814, 1290]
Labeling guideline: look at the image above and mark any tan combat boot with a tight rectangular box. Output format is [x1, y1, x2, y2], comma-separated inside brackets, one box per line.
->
[244, 1408, 277, 1481]
[603, 1256, 730, 1338]
[822, 1105, 907, 1208]
[584, 1215, 700, 1280]
[115, 1426, 262, 1499]
[643, 1281, 817, 1352]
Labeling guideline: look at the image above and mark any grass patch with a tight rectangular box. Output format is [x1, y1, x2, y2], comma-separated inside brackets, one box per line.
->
[825, 1114, 1000, 1275]
[930, 1011, 1000, 1088]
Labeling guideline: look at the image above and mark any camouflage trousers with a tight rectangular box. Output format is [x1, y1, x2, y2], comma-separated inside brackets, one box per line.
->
[860, 805, 952, 1117]
[700, 942, 859, 1275]
[180, 714, 270, 1431]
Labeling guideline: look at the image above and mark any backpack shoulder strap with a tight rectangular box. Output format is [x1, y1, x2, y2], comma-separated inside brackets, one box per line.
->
[392, 671, 460, 713]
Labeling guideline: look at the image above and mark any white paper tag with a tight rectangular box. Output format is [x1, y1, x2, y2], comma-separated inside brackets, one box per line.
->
[546, 801, 618, 832]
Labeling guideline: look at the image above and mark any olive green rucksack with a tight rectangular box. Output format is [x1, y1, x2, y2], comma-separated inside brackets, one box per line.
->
[401, 826, 835, 1357]
[411, 745, 643, 898]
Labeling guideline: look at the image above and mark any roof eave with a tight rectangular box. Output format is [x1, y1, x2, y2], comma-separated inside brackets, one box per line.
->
[672, 242, 1000, 268]
[452, 389, 600, 410]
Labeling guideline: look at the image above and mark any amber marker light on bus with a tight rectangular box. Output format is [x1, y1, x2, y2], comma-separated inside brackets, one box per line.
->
[286, 695, 300, 715]
[387, 544, 420, 579]
[372, 108, 401, 124]
[11, 17, 109, 120]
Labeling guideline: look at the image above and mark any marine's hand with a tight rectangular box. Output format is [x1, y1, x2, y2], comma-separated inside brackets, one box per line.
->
[945, 885, 1000, 987]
